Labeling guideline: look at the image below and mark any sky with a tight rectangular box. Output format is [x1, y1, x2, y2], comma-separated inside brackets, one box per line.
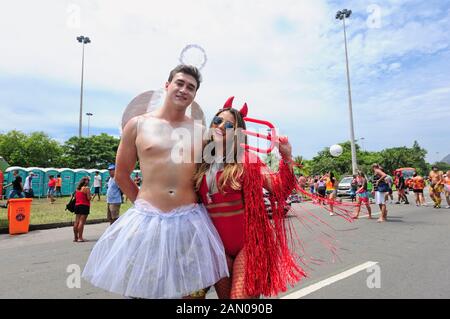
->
[1, 0, 449, 163]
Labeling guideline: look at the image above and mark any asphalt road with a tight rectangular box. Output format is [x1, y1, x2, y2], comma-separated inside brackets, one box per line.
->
[0, 192, 449, 299]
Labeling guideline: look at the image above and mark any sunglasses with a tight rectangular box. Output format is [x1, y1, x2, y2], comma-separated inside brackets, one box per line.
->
[212, 116, 234, 129]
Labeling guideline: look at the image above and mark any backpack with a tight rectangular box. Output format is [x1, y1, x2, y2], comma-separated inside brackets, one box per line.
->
[65, 192, 76, 213]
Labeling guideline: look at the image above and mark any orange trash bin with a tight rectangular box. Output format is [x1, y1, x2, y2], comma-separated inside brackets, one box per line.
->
[7, 198, 32, 235]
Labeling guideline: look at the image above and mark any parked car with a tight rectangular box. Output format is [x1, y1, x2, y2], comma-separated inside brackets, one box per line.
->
[337, 176, 354, 197]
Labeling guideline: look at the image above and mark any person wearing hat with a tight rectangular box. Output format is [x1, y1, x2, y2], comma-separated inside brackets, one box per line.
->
[82, 65, 228, 299]
[106, 164, 121, 224]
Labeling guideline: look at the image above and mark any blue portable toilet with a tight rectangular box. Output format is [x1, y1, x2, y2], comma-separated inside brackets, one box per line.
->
[58, 168, 75, 195]
[100, 169, 109, 194]
[73, 169, 90, 190]
[26, 167, 46, 198]
[43, 168, 59, 194]
[4, 167, 27, 196]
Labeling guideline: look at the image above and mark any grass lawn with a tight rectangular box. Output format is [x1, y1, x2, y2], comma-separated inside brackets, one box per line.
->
[0, 197, 133, 229]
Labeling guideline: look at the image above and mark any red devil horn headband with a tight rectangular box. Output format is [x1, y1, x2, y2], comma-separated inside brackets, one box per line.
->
[222, 96, 278, 154]
[223, 96, 248, 117]
[240, 103, 248, 117]
[223, 96, 234, 109]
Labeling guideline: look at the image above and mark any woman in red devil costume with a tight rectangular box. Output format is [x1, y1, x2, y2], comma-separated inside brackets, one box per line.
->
[194, 97, 306, 298]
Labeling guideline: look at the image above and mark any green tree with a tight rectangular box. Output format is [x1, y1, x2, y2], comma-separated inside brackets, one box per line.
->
[431, 162, 450, 173]
[61, 133, 120, 169]
[0, 130, 27, 166]
[378, 141, 428, 175]
[309, 141, 358, 178]
[0, 131, 63, 167]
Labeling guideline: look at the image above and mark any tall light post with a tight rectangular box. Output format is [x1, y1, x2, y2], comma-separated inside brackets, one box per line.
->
[336, 9, 358, 174]
[77, 35, 91, 138]
[86, 112, 93, 137]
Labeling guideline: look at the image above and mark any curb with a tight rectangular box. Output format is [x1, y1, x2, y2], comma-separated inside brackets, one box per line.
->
[0, 218, 109, 235]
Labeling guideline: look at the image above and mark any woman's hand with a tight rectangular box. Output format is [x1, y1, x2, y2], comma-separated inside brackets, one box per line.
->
[278, 136, 292, 160]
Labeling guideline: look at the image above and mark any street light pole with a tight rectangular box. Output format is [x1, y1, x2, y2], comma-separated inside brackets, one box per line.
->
[86, 112, 93, 137]
[336, 9, 358, 175]
[77, 35, 91, 138]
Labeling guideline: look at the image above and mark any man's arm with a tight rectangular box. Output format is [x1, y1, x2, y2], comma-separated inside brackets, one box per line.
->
[115, 116, 140, 203]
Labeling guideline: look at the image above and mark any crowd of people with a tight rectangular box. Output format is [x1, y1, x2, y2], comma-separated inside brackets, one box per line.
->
[296, 165, 450, 223]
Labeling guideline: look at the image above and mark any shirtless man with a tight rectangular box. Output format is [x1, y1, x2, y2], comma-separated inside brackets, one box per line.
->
[429, 166, 444, 209]
[82, 65, 228, 299]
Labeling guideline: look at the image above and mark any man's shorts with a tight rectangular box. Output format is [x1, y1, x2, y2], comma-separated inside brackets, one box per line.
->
[357, 191, 369, 204]
[375, 191, 386, 205]
[94, 187, 101, 194]
[107, 203, 121, 220]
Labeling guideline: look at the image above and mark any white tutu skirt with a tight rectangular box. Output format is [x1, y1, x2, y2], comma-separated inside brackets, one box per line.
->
[82, 199, 229, 299]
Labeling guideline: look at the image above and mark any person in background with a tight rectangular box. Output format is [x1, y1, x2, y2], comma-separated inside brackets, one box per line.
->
[429, 166, 444, 209]
[23, 172, 35, 198]
[412, 172, 426, 206]
[73, 177, 91, 242]
[353, 171, 372, 219]
[350, 174, 358, 203]
[444, 171, 450, 209]
[92, 171, 102, 201]
[395, 171, 409, 204]
[372, 164, 389, 222]
[56, 174, 62, 197]
[106, 164, 122, 225]
[384, 174, 394, 204]
[47, 175, 56, 204]
[325, 172, 338, 216]
[133, 173, 142, 188]
[4, 170, 24, 199]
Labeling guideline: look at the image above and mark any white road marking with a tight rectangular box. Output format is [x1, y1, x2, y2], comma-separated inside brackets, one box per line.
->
[281, 261, 379, 299]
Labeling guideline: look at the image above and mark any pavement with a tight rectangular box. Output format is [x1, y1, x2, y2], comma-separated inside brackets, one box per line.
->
[0, 192, 449, 299]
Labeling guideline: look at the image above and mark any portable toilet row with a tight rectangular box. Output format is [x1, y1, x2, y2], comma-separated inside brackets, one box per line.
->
[27, 167, 46, 197]
[3, 166, 140, 198]
[59, 168, 75, 195]
[3, 166, 110, 197]
[4, 167, 28, 193]
[101, 169, 109, 194]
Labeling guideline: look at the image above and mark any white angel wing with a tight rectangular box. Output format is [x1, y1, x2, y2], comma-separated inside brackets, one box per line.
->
[120, 88, 206, 133]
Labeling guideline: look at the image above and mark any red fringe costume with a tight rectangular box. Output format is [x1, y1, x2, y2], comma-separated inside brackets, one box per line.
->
[198, 150, 307, 297]
[242, 151, 306, 296]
